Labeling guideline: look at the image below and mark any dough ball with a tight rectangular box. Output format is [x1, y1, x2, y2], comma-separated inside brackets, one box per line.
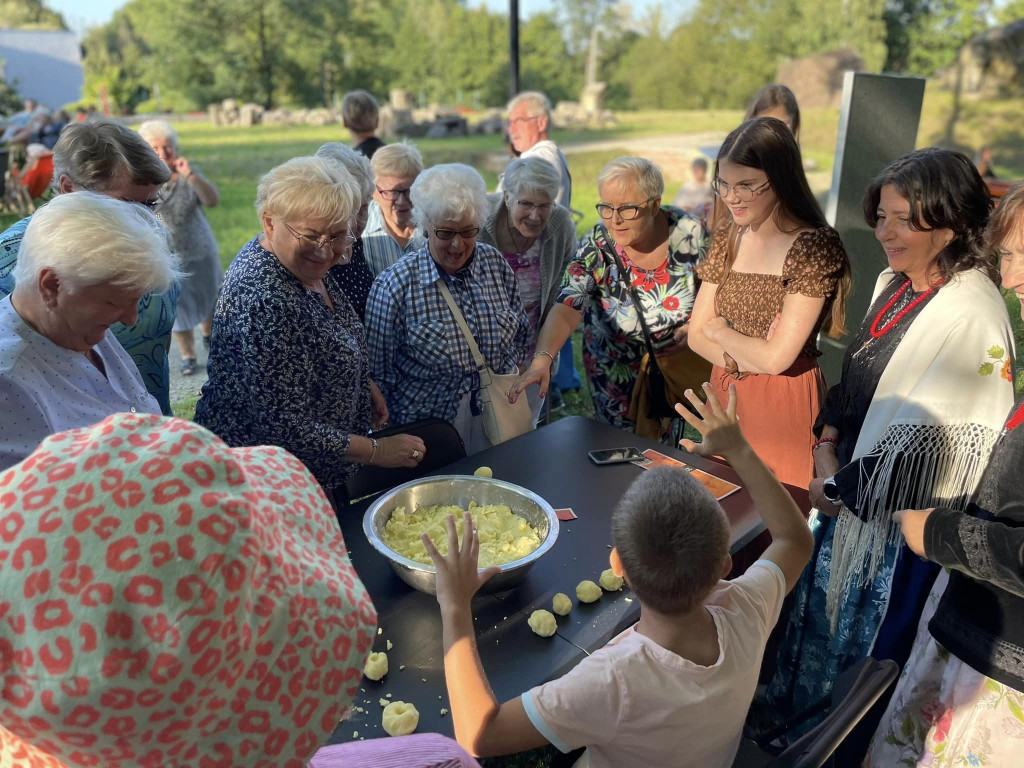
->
[363, 651, 388, 681]
[528, 609, 557, 637]
[576, 580, 602, 603]
[552, 592, 572, 616]
[473, 466, 493, 478]
[382, 700, 419, 736]
[600, 568, 624, 592]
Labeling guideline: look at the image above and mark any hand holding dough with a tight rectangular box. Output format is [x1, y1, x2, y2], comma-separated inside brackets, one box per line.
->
[382, 700, 419, 736]
[473, 466, 493, 478]
[363, 651, 388, 681]
[528, 609, 557, 637]
[576, 580, 601, 603]
[599, 568, 624, 591]
[552, 592, 572, 616]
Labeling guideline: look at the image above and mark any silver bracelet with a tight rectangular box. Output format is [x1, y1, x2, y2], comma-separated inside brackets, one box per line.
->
[368, 437, 378, 465]
[532, 350, 555, 367]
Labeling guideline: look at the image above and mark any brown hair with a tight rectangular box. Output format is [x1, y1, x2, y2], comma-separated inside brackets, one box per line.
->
[611, 467, 729, 615]
[986, 182, 1024, 254]
[745, 84, 801, 140]
[51, 121, 170, 194]
[863, 147, 998, 286]
[714, 117, 851, 337]
[341, 90, 379, 133]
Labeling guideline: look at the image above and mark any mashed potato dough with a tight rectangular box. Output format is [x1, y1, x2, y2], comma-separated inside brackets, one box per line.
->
[363, 651, 388, 681]
[382, 502, 542, 567]
[552, 593, 572, 616]
[382, 701, 419, 736]
[576, 580, 602, 603]
[473, 466, 493, 477]
[528, 609, 557, 637]
[600, 568, 624, 592]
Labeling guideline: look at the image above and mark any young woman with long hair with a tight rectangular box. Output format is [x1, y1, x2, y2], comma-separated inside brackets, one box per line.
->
[688, 117, 851, 488]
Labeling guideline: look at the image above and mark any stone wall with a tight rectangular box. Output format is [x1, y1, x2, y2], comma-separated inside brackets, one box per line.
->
[939, 19, 1024, 98]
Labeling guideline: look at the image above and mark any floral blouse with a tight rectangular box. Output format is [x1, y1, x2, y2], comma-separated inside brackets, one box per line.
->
[194, 236, 371, 491]
[556, 206, 707, 427]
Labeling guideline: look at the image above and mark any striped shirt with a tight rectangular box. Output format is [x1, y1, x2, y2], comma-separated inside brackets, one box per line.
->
[361, 201, 426, 277]
[366, 243, 532, 426]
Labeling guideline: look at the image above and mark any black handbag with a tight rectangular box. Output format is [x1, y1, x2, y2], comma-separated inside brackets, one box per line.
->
[595, 225, 677, 419]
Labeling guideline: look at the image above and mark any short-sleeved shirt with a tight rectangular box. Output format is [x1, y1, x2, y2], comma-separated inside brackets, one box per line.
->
[523, 561, 787, 768]
[696, 225, 846, 359]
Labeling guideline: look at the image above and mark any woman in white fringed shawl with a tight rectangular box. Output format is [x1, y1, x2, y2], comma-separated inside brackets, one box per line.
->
[751, 148, 1015, 760]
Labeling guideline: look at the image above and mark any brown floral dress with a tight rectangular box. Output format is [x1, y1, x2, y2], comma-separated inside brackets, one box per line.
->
[696, 225, 847, 488]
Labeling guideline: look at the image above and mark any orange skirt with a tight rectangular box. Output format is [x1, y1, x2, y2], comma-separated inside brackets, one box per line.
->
[709, 357, 824, 490]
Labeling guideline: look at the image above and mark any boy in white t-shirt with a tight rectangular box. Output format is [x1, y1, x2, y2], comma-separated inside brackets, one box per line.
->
[422, 383, 814, 767]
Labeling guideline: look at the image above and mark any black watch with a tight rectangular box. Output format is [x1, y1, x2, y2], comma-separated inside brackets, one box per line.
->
[822, 476, 841, 504]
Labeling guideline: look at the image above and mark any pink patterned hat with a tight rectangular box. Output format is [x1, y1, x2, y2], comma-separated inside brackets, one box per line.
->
[0, 413, 377, 767]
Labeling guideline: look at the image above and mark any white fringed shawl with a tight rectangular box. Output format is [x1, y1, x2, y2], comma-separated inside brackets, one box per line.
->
[826, 267, 1016, 630]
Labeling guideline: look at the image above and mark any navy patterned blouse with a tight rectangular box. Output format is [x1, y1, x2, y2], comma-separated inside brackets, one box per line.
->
[194, 236, 371, 491]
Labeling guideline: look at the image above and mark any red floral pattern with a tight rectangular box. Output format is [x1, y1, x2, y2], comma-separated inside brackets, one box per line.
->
[0, 413, 377, 768]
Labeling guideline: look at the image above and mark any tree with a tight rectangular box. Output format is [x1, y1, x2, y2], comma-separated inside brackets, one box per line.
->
[884, 0, 993, 75]
[0, 0, 66, 30]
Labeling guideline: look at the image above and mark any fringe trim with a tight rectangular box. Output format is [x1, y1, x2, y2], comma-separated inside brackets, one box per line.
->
[825, 421, 1000, 633]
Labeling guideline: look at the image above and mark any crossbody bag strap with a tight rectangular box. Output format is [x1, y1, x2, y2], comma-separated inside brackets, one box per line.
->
[435, 277, 491, 385]
[596, 223, 660, 364]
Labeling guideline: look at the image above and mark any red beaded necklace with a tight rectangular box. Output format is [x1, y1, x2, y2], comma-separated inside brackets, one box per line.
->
[853, 278, 941, 360]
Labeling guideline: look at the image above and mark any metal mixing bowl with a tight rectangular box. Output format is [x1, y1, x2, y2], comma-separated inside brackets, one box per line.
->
[363, 475, 559, 595]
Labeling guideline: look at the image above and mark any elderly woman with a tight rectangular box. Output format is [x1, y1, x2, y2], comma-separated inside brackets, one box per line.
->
[752, 149, 1015, 758]
[0, 412, 377, 767]
[478, 155, 577, 422]
[866, 183, 1024, 766]
[138, 119, 222, 376]
[317, 141, 376, 321]
[0, 191, 179, 470]
[363, 142, 426, 276]
[194, 156, 426, 503]
[366, 163, 532, 453]
[514, 157, 708, 434]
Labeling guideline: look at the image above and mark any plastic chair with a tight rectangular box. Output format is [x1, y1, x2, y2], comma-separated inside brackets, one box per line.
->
[733, 657, 899, 768]
[345, 418, 467, 503]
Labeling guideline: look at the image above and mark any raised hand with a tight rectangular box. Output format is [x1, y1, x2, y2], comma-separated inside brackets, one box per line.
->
[422, 512, 501, 610]
[674, 382, 747, 460]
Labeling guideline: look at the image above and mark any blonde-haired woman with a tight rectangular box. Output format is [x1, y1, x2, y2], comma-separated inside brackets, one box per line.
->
[138, 119, 222, 376]
[514, 156, 708, 433]
[195, 156, 426, 504]
[0, 191, 181, 470]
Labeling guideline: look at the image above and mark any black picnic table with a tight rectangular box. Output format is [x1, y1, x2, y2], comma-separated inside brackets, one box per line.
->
[326, 416, 809, 745]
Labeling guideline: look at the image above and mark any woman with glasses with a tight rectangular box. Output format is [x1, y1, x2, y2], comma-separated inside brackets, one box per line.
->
[366, 163, 532, 453]
[688, 118, 850, 489]
[513, 156, 707, 434]
[195, 156, 427, 505]
[138, 120, 222, 377]
[478, 156, 577, 423]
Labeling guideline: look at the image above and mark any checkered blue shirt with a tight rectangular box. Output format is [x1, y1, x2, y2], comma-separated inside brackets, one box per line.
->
[361, 201, 426, 277]
[366, 243, 532, 426]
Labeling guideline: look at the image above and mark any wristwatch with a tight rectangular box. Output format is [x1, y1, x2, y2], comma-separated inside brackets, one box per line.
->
[822, 476, 841, 504]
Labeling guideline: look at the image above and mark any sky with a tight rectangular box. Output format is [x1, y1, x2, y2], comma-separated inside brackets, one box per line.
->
[49, 0, 681, 36]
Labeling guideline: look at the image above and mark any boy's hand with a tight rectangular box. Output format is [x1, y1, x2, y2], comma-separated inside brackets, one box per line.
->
[422, 512, 501, 611]
[675, 382, 747, 459]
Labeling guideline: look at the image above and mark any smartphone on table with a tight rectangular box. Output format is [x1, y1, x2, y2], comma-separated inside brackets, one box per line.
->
[588, 447, 645, 465]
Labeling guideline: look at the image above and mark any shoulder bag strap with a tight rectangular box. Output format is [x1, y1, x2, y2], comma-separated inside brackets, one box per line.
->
[595, 223, 661, 364]
[435, 277, 491, 386]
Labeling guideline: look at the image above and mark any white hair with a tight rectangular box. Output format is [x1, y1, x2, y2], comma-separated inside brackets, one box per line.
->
[507, 91, 551, 119]
[13, 191, 182, 294]
[256, 155, 361, 226]
[137, 119, 178, 150]
[370, 142, 423, 181]
[502, 156, 560, 202]
[316, 142, 374, 203]
[598, 156, 664, 201]
[411, 164, 489, 230]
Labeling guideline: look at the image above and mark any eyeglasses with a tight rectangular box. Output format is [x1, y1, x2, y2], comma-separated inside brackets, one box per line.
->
[433, 226, 480, 241]
[508, 114, 542, 127]
[595, 199, 654, 221]
[513, 198, 552, 215]
[376, 186, 412, 202]
[282, 221, 356, 251]
[711, 178, 771, 202]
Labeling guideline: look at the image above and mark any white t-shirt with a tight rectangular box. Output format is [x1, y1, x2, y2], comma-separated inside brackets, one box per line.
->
[499, 140, 572, 210]
[523, 560, 787, 768]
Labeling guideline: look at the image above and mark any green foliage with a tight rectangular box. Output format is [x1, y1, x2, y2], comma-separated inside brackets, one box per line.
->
[884, 0, 993, 75]
[0, 59, 24, 115]
[0, 0, 66, 30]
